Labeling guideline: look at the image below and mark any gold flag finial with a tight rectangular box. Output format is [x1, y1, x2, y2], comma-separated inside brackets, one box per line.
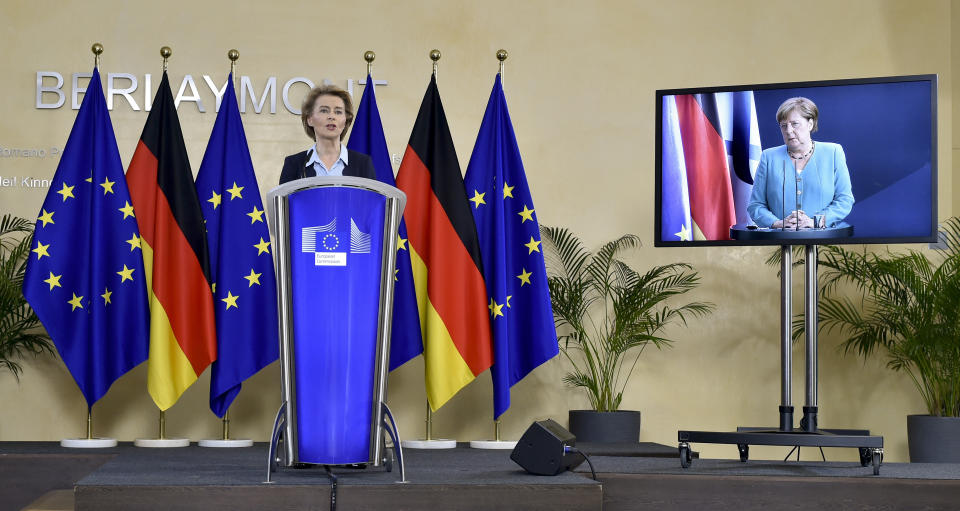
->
[496, 49, 507, 85]
[92, 43, 103, 70]
[364, 50, 375, 76]
[228, 49, 239, 77]
[430, 49, 441, 77]
[160, 46, 172, 72]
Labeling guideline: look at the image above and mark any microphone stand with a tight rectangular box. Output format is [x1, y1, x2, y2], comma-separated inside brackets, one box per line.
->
[781, 160, 786, 231]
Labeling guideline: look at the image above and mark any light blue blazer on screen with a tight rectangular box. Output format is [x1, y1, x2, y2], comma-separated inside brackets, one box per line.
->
[747, 142, 854, 228]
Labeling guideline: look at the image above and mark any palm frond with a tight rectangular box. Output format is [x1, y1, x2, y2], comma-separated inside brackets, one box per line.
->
[0, 214, 54, 381]
[543, 228, 712, 411]
[809, 217, 960, 417]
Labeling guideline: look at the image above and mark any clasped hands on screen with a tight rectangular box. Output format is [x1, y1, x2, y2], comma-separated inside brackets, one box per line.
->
[773, 210, 816, 229]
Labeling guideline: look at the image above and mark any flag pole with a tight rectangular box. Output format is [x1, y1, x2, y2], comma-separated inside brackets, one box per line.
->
[161, 46, 170, 73]
[92, 42, 102, 70]
[219, 48, 240, 446]
[426, 402, 433, 440]
[396, 49, 456, 450]
[365, 50, 375, 76]
[59, 43, 116, 449]
[426, 49, 438, 445]
[229, 48, 239, 92]
[197, 48, 256, 449]
[430, 49, 440, 80]
[87, 42, 102, 443]
[497, 49, 507, 88]
[132, 46, 190, 449]
[469, 50, 520, 450]
[159, 410, 166, 438]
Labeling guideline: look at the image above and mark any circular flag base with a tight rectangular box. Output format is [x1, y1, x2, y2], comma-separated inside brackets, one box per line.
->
[60, 438, 118, 448]
[134, 438, 190, 448]
[468, 440, 517, 450]
[401, 439, 457, 449]
[198, 438, 254, 448]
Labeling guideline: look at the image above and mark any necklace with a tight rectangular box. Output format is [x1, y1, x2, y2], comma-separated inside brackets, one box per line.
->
[789, 141, 814, 161]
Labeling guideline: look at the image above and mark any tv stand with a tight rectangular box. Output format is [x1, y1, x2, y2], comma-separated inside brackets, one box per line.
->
[677, 235, 884, 475]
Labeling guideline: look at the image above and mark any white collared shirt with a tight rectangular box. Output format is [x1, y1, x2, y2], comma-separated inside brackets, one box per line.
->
[305, 144, 349, 177]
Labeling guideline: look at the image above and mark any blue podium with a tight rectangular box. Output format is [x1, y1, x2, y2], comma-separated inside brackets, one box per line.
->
[264, 176, 406, 482]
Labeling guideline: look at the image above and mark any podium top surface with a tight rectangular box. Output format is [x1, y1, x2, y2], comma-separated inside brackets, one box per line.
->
[730, 223, 853, 243]
[266, 176, 406, 242]
[267, 176, 405, 202]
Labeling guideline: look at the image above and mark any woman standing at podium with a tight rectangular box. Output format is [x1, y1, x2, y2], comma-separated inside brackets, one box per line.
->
[279, 85, 376, 185]
[747, 97, 854, 229]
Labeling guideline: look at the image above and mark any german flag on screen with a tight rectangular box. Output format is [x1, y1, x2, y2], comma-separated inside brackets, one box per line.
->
[126, 72, 217, 411]
[396, 75, 493, 411]
[673, 94, 737, 240]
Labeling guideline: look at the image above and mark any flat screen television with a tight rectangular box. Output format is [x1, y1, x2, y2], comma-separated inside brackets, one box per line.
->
[654, 75, 937, 246]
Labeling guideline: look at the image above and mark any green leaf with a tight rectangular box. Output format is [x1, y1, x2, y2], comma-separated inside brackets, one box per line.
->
[0, 214, 55, 381]
[772, 217, 960, 417]
[542, 225, 713, 412]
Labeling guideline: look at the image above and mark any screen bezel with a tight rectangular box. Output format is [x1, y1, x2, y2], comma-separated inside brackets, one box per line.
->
[653, 74, 938, 247]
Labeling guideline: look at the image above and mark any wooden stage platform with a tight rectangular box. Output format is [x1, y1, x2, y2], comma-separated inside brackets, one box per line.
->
[3, 442, 960, 510]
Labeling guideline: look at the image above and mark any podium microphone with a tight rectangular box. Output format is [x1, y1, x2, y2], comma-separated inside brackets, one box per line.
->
[794, 165, 800, 232]
[780, 160, 786, 231]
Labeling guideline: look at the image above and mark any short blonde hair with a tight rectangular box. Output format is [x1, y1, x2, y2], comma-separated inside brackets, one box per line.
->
[776, 97, 819, 132]
[300, 85, 354, 141]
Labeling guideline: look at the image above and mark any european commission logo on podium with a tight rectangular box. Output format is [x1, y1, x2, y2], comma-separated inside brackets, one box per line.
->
[301, 218, 372, 266]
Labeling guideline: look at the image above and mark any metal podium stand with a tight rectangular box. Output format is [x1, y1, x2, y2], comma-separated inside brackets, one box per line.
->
[264, 176, 406, 482]
[677, 224, 885, 475]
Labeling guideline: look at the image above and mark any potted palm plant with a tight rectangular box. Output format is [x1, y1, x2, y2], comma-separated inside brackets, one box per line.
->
[814, 217, 960, 462]
[541, 226, 713, 442]
[1, 214, 54, 379]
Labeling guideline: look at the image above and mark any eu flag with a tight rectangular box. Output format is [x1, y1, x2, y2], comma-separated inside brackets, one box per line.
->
[196, 73, 279, 417]
[463, 74, 559, 419]
[347, 74, 424, 370]
[660, 95, 693, 241]
[22, 68, 149, 408]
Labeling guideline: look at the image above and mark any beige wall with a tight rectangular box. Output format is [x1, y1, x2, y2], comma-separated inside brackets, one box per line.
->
[0, 0, 954, 463]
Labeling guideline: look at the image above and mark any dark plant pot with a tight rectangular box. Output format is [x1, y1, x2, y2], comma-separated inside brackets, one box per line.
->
[907, 414, 960, 463]
[568, 410, 641, 443]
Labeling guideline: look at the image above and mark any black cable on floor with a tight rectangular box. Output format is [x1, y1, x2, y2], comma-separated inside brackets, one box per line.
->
[323, 465, 338, 511]
[566, 447, 597, 480]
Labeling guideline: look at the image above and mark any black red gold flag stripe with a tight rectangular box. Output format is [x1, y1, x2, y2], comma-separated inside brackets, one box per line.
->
[396, 75, 493, 411]
[126, 72, 217, 411]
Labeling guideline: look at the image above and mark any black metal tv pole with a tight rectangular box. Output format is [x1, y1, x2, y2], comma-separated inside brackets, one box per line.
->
[677, 230, 884, 475]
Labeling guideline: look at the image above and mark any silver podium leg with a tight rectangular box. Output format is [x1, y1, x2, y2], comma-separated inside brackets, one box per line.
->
[265, 401, 287, 483]
[780, 246, 794, 432]
[381, 402, 407, 482]
[803, 245, 819, 432]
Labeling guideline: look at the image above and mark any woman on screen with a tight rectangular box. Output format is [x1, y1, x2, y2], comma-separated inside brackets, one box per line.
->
[747, 97, 854, 229]
[279, 85, 376, 185]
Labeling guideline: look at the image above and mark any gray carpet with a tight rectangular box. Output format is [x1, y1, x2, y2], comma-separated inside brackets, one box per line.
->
[4, 441, 959, 487]
[67, 442, 596, 487]
[574, 454, 960, 479]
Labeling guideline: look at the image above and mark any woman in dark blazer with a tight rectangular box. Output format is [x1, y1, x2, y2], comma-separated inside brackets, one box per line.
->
[279, 84, 377, 185]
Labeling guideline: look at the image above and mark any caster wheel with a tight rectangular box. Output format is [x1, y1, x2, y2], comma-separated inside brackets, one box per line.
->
[737, 444, 749, 463]
[679, 443, 693, 469]
[383, 443, 395, 473]
[858, 448, 871, 467]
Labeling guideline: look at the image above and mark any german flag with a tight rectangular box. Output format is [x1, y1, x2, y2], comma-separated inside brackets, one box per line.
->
[673, 94, 737, 240]
[126, 72, 217, 411]
[396, 75, 493, 411]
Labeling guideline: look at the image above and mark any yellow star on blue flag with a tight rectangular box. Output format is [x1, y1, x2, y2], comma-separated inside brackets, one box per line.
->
[195, 72, 278, 418]
[22, 68, 149, 409]
[346, 71, 423, 371]
[462, 73, 559, 419]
